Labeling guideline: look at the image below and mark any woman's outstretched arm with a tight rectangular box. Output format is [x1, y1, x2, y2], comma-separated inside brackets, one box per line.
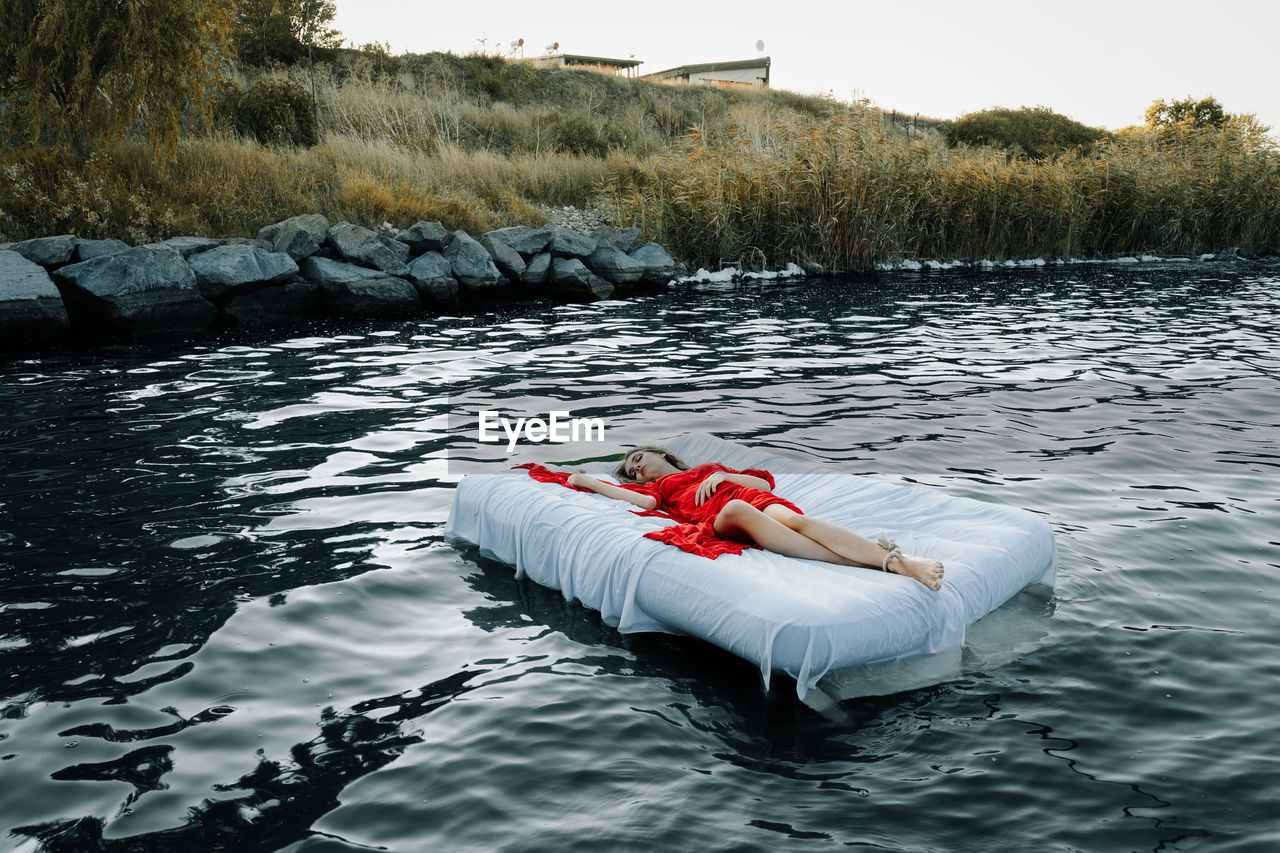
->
[566, 472, 658, 510]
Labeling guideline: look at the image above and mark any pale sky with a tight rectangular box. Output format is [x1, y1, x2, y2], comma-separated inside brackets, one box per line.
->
[331, 0, 1278, 135]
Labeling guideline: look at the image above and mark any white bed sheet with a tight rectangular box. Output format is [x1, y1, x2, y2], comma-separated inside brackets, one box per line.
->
[446, 433, 1056, 698]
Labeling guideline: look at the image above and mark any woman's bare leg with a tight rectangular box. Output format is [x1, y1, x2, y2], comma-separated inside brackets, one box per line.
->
[762, 505, 945, 591]
[712, 500, 855, 566]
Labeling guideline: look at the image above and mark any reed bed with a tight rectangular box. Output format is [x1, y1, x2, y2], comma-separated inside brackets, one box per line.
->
[617, 107, 1280, 270]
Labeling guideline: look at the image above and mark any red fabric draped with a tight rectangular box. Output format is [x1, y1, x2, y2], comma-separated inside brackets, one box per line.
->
[516, 462, 802, 559]
[513, 463, 587, 490]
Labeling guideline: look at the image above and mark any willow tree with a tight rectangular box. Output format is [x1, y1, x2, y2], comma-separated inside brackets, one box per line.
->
[0, 0, 236, 154]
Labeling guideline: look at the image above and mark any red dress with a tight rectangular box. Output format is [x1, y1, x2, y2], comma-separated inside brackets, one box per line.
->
[517, 462, 803, 559]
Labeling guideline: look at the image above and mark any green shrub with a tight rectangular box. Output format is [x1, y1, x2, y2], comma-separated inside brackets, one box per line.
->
[547, 109, 624, 158]
[213, 78, 318, 147]
[458, 53, 530, 103]
[943, 106, 1105, 160]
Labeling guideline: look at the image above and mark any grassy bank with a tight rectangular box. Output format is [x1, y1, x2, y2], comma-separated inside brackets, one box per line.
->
[0, 135, 621, 245]
[2, 51, 1277, 269]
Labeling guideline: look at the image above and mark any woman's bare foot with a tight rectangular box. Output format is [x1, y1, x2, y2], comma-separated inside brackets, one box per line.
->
[888, 555, 945, 591]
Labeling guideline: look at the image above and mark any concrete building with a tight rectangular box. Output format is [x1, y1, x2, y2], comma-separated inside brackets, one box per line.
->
[644, 57, 771, 88]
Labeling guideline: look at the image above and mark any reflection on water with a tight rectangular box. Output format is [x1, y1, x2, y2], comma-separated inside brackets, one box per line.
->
[1, 265, 1277, 852]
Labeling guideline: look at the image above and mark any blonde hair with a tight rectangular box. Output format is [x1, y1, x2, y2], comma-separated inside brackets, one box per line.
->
[613, 445, 690, 483]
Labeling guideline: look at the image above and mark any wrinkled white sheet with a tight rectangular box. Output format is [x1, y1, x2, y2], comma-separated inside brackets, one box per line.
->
[446, 433, 1056, 698]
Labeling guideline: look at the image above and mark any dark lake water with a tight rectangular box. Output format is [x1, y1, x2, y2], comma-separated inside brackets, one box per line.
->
[2, 264, 1277, 852]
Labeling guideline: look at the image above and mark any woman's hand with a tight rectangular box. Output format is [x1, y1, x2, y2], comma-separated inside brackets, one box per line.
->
[566, 470, 594, 490]
[694, 471, 727, 505]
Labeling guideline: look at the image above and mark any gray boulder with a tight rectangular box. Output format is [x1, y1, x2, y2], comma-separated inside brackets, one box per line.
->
[223, 279, 320, 329]
[0, 250, 70, 344]
[8, 234, 77, 268]
[629, 242, 678, 284]
[546, 226, 597, 259]
[74, 238, 129, 261]
[443, 231, 504, 290]
[483, 226, 553, 257]
[586, 244, 645, 285]
[549, 257, 614, 301]
[590, 226, 642, 253]
[480, 234, 526, 281]
[396, 221, 451, 255]
[299, 256, 420, 318]
[257, 215, 318, 243]
[53, 245, 216, 334]
[256, 221, 285, 244]
[155, 236, 224, 258]
[327, 222, 410, 275]
[260, 214, 329, 261]
[322, 278, 420, 319]
[406, 251, 459, 304]
[521, 251, 551, 286]
[299, 255, 392, 285]
[187, 245, 299, 301]
[223, 237, 273, 251]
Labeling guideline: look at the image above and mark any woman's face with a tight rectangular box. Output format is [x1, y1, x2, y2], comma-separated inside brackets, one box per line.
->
[622, 449, 671, 483]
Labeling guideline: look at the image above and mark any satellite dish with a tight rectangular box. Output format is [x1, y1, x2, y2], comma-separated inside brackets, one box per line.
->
[755, 39, 765, 52]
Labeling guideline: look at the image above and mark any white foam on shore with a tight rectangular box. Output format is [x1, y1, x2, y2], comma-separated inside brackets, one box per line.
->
[874, 253, 1233, 271]
[674, 253, 1241, 285]
[679, 262, 807, 284]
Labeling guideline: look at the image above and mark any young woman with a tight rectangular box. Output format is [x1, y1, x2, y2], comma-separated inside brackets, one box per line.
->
[555, 445, 944, 590]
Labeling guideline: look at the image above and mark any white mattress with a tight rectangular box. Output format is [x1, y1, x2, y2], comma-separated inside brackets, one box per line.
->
[446, 433, 1056, 699]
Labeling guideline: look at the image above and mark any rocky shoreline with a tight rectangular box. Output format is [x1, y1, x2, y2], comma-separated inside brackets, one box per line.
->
[0, 215, 679, 350]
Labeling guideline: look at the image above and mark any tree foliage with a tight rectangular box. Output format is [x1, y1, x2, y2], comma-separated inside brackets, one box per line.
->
[943, 106, 1106, 160]
[297, 0, 343, 53]
[235, 0, 343, 66]
[1146, 96, 1229, 129]
[236, 0, 302, 65]
[0, 0, 236, 154]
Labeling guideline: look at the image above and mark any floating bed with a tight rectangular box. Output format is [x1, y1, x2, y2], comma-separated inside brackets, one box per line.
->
[446, 433, 1056, 703]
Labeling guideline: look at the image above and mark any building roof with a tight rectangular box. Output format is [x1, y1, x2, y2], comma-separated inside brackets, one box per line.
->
[545, 53, 643, 69]
[645, 57, 771, 80]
